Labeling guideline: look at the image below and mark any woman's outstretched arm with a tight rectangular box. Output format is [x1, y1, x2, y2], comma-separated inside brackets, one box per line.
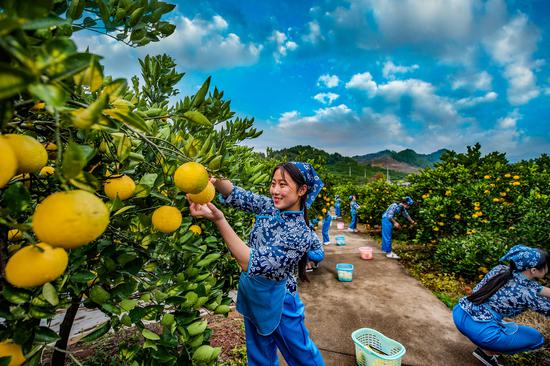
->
[188, 201, 250, 271]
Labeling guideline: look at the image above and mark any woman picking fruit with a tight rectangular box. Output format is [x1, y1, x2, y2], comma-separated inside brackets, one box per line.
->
[188, 162, 325, 366]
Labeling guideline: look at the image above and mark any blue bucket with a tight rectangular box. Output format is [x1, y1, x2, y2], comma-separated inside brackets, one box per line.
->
[335, 235, 346, 246]
[336, 263, 354, 282]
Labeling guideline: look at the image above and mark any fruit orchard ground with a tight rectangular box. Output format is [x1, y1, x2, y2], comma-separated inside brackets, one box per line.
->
[288, 220, 476, 366]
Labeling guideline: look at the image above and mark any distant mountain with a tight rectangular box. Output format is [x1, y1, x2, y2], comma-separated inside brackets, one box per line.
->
[267, 145, 447, 182]
[353, 148, 447, 169]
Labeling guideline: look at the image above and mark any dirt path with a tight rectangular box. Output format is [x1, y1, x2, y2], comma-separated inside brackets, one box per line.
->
[289, 220, 477, 366]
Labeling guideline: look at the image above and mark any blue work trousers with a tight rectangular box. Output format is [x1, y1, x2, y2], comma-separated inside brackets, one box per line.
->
[244, 293, 325, 366]
[452, 305, 544, 354]
[381, 217, 393, 253]
[349, 213, 357, 230]
[322, 215, 331, 243]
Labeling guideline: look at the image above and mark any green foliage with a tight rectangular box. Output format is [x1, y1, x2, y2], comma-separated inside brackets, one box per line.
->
[407, 144, 550, 251]
[434, 231, 508, 281]
[0, 2, 272, 364]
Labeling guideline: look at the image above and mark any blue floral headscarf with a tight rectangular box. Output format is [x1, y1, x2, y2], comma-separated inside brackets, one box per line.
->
[290, 162, 324, 209]
[500, 244, 542, 271]
[404, 196, 414, 205]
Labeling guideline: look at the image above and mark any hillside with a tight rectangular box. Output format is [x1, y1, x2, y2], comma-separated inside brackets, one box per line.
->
[266, 145, 445, 183]
[354, 148, 447, 169]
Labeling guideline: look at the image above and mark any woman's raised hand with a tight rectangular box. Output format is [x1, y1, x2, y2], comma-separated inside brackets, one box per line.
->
[188, 200, 225, 222]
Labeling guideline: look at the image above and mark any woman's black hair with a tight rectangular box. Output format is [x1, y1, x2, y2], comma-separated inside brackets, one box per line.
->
[272, 163, 310, 282]
[467, 249, 549, 305]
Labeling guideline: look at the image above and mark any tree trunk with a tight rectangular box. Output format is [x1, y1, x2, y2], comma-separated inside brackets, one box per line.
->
[51, 296, 81, 366]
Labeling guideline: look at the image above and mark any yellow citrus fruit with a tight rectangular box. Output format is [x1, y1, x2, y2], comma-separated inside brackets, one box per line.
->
[189, 224, 202, 235]
[188, 182, 215, 204]
[104, 174, 136, 200]
[7, 229, 22, 241]
[174, 162, 209, 194]
[0, 341, 26, 366]
[32, 190, 109, 248]
[5, 243, 68, 288]
[3, 134, 48, 174]
[0, 137, 18, 187]
[152, 206, 182, 233]
[44, 142, 57, 151]
[39, 166, 55, 176]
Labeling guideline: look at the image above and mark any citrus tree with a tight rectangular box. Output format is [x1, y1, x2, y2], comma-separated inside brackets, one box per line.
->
[0, 1, 271, 365]
[406, 144, 550, 279]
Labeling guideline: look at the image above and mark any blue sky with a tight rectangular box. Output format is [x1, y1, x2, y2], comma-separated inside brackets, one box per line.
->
[75, 0, 550, 160]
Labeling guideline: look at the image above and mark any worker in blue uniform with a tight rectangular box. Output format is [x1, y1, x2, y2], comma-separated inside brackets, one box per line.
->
[348, 195, 360, 232]
[453, 245, 550, 366]
[188, 162, 325, 366]
[321, 211, 332, 245]
[381, 197, 415, 259]
[334, 195, 342, 218]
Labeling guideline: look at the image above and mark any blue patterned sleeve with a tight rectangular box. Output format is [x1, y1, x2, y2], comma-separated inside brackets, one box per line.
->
[307, 231, 325, 263]
[527, 285, 550, 317]
[219, 185, 274, 214]
[401, 208, 411, 221]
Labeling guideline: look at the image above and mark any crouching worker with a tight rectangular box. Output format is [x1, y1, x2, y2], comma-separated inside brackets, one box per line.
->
[188, 162, 325, 366]
[453, 245, 550, 366]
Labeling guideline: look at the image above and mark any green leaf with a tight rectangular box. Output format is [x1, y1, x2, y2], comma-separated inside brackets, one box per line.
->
[183, 111, 211, 126]
[119, 299, 138, 311]
[73, 56, 103, 92]
[138, 173, 158, 188]
[142, 339, 158, 350]
[89, 286, 111, 305]
[34, 326, 61, 343]
[141, 328, 160, 340]
[110, 111, 150, 132]
[2, 183, 31, 214]
[0, 64, 34, 99]
[78, 321, 111, 343]
[22, 16, 69, 30]
[42, 283, 59, 306]
[156, 2, 176, 14]
[70, 271, 96, 283]
[113, 205, 135, 216]
[0, 357, 12, 366]
[191, 76, 211, 107]
[158, 22, 176, 36]
[50, 53, 95, 81]
[2, 287, 31, 305]
[28, 83, 67, 108]
[61, 141, 95, 179]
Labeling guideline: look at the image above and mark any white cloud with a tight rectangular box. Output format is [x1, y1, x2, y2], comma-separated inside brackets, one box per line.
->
[456, 91, 498, 108]
[451, 71, 493, 91]
[369, 0, 475, 43]
[317, 74, 339, 88]
[269, 30, 298, 63]
[345, 72, 377, 95]
[302, 21, 324, 44]
[483, 14, 541, 105]
[503, 63, 539, 105]
[313, 92, 339, 105]
[379, 79, 460, 125]
[382, 61, 419, 79]
[497, 109, 520, 129]
[137, 15, 262, 70]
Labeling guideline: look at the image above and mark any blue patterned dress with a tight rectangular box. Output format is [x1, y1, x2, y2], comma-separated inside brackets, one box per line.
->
[453, 265, 550, 353]
[220, 185, 326, 365]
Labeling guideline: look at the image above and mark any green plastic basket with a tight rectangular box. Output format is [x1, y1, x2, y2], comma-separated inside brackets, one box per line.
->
[351, 328, 406, 366]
